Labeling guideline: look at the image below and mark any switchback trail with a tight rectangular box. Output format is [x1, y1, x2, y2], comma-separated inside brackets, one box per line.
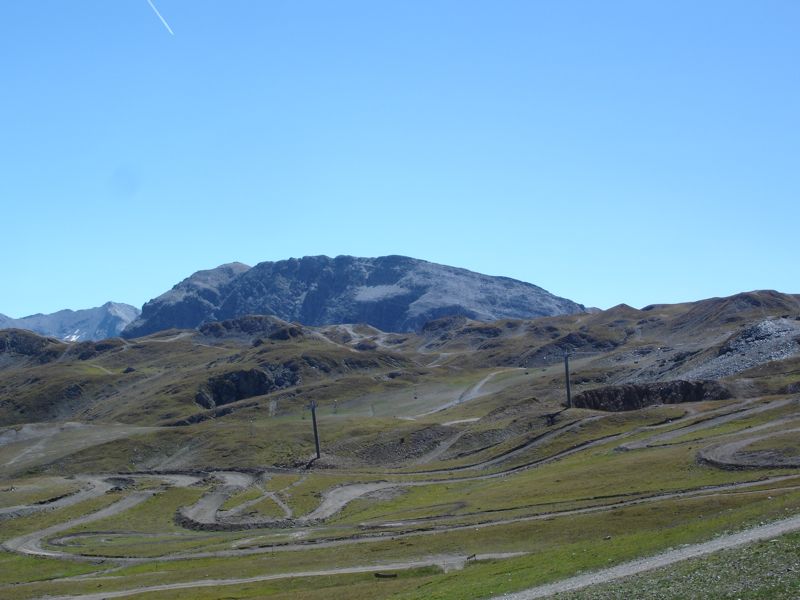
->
[20, 475, 799, 563]
[0, 476, 114, 520]
[2, 491, 156, 560]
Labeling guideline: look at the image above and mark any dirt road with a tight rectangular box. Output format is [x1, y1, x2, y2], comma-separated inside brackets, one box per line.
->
[619, 398, 794, 451]
[2, 490, 156, 560]
[415, 369, 521, 417]
[494, 513, 800, 599]
[301, 481, 397, 521]
[42, 553, 527, 600]
[30, 512, 800, 600]
[0, 476, 114, 520]
[698, 425, 800, 468]
[179, 471, 254, 524]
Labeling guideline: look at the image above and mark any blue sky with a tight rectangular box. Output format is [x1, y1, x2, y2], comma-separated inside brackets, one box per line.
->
[1, 1, 798, 317]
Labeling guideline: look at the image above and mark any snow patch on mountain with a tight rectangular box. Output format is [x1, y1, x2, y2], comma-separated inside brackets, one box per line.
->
[354, 285, 409, 302]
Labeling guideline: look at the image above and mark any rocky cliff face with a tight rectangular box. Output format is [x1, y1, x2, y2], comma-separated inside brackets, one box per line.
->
[0, 302, 140, 342]
[124, 263, 250, 337]
[573, 380, 731, 411]
[195, 366, 301, 409]
[0, 329, 66, 364]
[123, 255, 584, 337]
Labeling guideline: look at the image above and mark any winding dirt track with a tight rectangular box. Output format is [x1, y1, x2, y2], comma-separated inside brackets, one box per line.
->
[618, 398, 794, 450]
[2, 491, 157, 560]
[494, 513, 800, 599]
[26, 512, 800, 600]
[415, 369, 521, 417]
[303, 481, 397, 521]
[0, 476, 114, 520]
[2, 395, 798, 600]
[179, 471, 255, 524]
[6, 395, 799, 565]
[699, 426, 800, 468]
[9, 472, 799, 565]
[171, 416, 629, 532]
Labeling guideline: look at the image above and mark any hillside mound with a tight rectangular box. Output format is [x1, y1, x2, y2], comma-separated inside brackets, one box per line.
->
[199, 315, 305, 341]
[0, 329, 65, 365]
[669, 291, 800, 333]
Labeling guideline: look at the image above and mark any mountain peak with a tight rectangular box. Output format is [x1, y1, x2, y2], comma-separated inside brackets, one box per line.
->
[123, 255, 584, 338]
[0, 302, 140, 342]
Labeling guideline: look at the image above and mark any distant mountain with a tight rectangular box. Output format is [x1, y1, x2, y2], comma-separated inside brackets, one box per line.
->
[121, 262, 250, 337]
[1, 302, 140, 342]
[123, 255, 585, 338]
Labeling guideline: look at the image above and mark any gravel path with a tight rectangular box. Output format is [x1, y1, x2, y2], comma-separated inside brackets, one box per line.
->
[42, 553, 527, 600]
[415, 369, 519, 417]
[302, 482, 398, 521]
[698, 426, 800, 468]
[0, 476, 114, 520]
[442, 417, 481, 426]
[267, 490, 293, 518]
[154, 476, 800, 562]
[618, 398, 793, 451]
[23, 511, 800, 599]
[178, 471, 255, 524]
[11, 471, 796, 565]
[494, 513, 800, 599]
[2, 490, 156, 559]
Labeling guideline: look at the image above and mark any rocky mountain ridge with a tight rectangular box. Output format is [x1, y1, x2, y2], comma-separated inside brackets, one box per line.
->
[0, 302, 140, 342]
[122, 255, 585, 337]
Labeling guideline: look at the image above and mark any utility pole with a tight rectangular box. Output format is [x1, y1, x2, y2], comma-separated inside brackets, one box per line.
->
[309, 400, 321, 459]
[563, 350, 572, 409]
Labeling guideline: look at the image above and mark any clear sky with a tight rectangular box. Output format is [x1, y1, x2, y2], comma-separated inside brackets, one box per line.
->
[1, 1, 798, 317]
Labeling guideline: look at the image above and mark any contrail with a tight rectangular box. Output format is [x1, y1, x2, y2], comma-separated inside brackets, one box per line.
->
[146, 0, 174, 35]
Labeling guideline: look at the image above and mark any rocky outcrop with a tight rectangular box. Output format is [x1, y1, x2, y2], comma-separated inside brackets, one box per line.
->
[64, 338, 126, 361]
[195, 366, 300, 409]
[198, 315, 304, 341]
[123, 255, 584, 337]
[0, 329, 65, 364]
[573, 380, 730, 411]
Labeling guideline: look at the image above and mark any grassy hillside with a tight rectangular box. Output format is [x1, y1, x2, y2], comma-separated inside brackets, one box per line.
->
[0, 292, 798, 599]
